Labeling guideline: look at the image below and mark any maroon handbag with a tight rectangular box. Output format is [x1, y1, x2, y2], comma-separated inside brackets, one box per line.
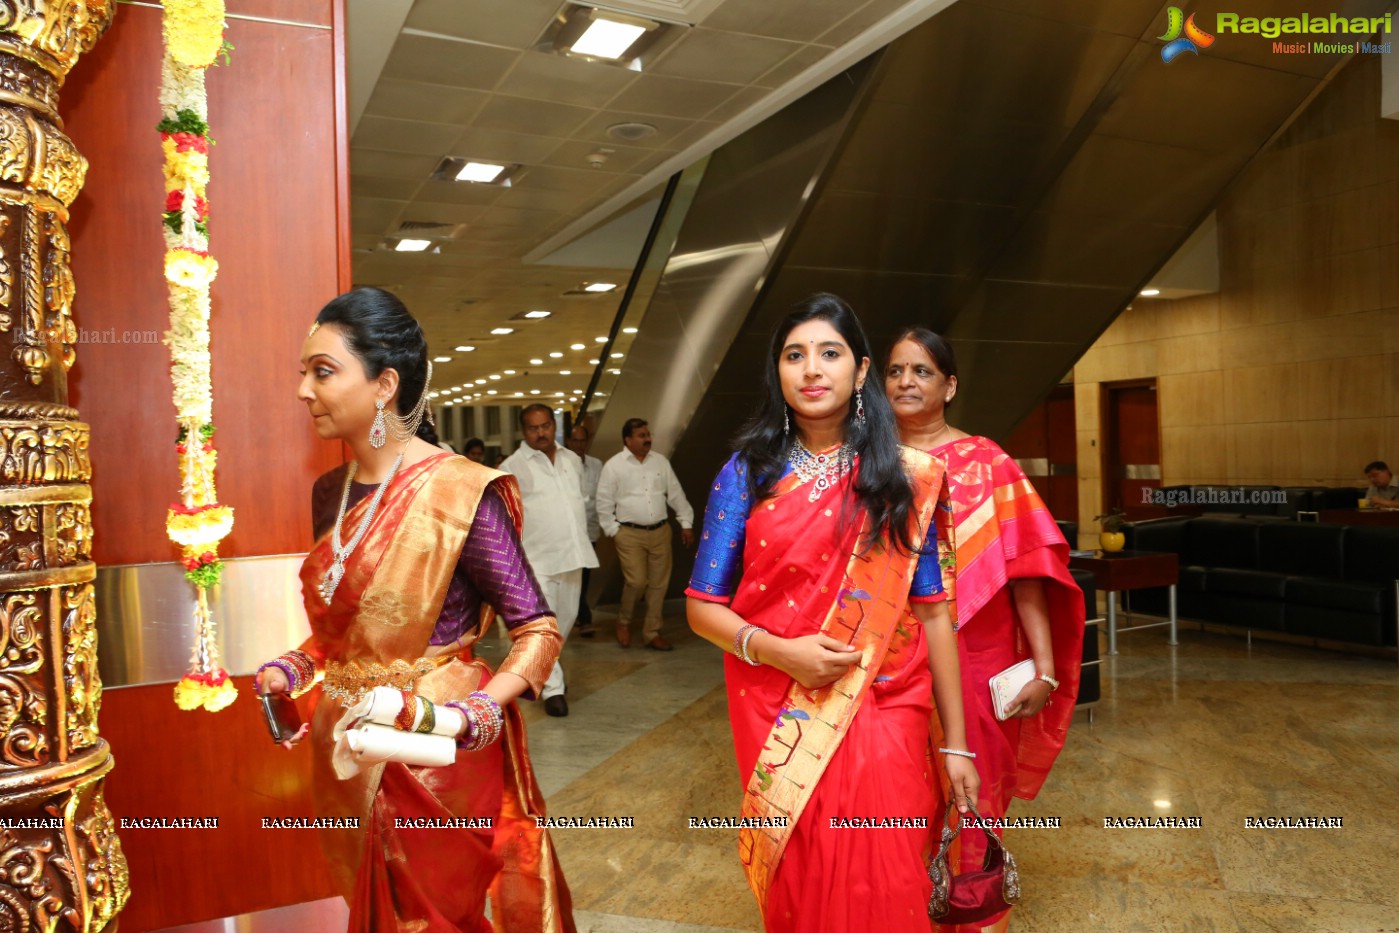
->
[927, 799, 1021, 925]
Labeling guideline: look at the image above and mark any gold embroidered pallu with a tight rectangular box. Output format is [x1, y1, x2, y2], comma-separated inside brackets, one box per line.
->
[736, 448, 956, 911]
[295, 452, 573, 932]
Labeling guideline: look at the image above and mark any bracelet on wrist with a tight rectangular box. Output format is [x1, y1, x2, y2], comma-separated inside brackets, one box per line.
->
[738, 625, 765, 666]
[938, 747, 977, 760]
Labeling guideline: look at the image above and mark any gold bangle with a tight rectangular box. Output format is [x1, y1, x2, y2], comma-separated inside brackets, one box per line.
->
[414, 699, 436, 734]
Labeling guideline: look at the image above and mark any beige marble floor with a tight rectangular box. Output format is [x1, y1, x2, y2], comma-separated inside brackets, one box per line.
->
[164, 607, 1399, 932]
[481, 605, 1399, 933]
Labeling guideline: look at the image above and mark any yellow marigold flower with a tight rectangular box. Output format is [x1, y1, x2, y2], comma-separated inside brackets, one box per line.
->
[164, 249, 219, 289]
[162, 145, 209, 193]
[164, 0, 227, 69]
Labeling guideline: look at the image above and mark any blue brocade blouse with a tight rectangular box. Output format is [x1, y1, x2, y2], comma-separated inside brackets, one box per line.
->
[686, 454, 945, 603]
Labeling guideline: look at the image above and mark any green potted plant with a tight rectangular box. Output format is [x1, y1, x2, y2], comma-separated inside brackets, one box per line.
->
[1094, 508, 1127, 552]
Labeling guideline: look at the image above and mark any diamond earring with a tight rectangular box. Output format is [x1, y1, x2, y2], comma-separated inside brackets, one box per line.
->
[370, 398, 388, 448]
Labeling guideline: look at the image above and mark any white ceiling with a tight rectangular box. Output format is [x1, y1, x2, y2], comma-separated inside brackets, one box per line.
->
[346, 0, 951, 407]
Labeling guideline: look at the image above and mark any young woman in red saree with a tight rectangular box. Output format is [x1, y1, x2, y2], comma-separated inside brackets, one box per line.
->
[886, 327, 1084, 933]
[257, 288, 575, 933]
[687, 294, 979, 932]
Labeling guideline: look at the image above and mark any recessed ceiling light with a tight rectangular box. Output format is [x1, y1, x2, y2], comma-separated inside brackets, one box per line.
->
[432, 157, 518, 187]
[607, 121, 657, 141]
[570, 17, 648, 59]
[490, 327, 514, 335]
[489, 374, 501, 381]
[433, 356, 451, 363]
[585, 282, 617, 293]
[609, 368, 621, 374]
[456, 161, 506, 183]
[610, 352, 623, 358]
[455, 345, 475, 352]
[622, 327, 638, 334]
[524, 310, 551, 319]
[589, 359, 600, 364]
[503, 369, 516, 375]
[570, 343, 586, 350]
[529, 358, 543, 365]
[549, 351, 563, 358]
[487, 389, 497, 395]
[429, 392, 440, 399]
[1140, 288, 1160, 296]
[475, 379, 486, 385]
[560, 370, 572, 375]
[555, 392, 566, 397]
[594, 336, 608, 343]
[530, 390, 541, 395]
[445, 400, 455, 406]
[515, 392, 524, 397]
[394, 238, 432, 252]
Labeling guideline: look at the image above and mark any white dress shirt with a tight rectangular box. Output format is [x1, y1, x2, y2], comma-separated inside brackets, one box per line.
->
[579, 454, 603, 542]
[596, 449, 694, 538]
[500, 443, 598, 577]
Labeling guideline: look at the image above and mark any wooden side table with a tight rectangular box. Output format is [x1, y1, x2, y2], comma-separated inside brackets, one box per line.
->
[1067, 550, 1180, 654]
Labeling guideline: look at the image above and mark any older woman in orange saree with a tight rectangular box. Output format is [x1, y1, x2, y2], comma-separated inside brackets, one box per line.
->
[257, 288, 575, 933]
[687, 294, 979, 932]
[886, 327, 1084, 933]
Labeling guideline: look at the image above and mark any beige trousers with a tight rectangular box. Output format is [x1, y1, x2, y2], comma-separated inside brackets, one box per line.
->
[614, 524, 671, 642]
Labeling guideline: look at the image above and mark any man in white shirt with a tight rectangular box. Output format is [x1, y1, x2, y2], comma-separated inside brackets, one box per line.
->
[565, 424, 603, 637]
[596, 418, 694, 651]
[1363, 461, 1399, 509]
[500, 404, 598, 716]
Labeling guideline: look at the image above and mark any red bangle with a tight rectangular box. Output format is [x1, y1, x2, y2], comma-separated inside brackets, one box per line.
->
[394, 691, 417, 731]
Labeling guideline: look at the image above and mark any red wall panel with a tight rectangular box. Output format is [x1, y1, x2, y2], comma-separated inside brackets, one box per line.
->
[64, 4, 346, 567]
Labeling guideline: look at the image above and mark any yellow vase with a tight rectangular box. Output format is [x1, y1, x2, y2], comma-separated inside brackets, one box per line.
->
[1100, 531, 1125, 552]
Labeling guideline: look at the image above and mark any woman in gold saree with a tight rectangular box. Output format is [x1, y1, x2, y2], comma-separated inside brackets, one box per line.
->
[686, 294, 979, 932]
[257, 288, 574, 932]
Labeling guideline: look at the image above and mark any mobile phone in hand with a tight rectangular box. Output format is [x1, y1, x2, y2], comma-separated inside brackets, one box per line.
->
[258, 692, 302, 743]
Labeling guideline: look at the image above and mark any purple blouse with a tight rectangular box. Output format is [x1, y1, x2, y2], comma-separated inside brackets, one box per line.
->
[312, 465, 552, 647]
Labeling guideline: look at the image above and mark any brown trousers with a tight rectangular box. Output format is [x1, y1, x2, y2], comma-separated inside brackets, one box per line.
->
[614, 524, 671, 642]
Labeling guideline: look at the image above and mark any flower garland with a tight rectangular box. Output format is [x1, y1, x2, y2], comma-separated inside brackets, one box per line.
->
[159, 0, 235, 713]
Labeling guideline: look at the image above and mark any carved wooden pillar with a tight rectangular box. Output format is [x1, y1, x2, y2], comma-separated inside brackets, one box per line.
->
[0, 2, 126, 930]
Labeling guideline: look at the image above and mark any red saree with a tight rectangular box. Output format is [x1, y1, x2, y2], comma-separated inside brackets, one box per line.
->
[932, 436, 1084, 933]
[695, 449, 952, 932]
[295, 453, 574, 933]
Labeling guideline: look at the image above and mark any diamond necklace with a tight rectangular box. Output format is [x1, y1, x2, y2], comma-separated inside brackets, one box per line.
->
[788, 439, 854, 503]
[319, 451, 406, 605]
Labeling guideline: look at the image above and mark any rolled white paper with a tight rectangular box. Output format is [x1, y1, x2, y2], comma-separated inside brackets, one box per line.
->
[345, 723, 456, 769]
[354, 685, 466, 737]
[330, 686, 467, 779]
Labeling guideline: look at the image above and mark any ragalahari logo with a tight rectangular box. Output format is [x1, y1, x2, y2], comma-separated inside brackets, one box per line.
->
[1159, 7, 1216, 62]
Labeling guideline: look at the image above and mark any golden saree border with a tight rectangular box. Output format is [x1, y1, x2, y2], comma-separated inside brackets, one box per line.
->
[737, 448, 952, 910]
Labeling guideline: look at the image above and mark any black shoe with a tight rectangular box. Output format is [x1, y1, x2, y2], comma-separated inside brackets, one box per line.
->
[544, 695, 568, 717]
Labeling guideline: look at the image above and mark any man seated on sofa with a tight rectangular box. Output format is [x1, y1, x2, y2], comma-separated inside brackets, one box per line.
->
[1363, 461, 1399, 509]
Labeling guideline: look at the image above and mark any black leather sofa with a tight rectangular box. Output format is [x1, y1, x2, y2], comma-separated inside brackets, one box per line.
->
[1123, 517, 1399, 648]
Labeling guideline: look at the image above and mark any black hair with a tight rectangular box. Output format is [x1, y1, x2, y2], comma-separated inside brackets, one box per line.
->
[887, 326, 958, 409]
[519, 403, 555, 427]
[315, 287, 440, 446]
[1365, 461, 1389, 474]
[622, 417, 648, 440]
[463, 437, 485, 456]
[733, 292, 916, 554]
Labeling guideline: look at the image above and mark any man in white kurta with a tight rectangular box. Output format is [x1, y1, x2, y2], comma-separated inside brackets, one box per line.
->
[596, 418, 693, 650]
[500, 404, 598, 716]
